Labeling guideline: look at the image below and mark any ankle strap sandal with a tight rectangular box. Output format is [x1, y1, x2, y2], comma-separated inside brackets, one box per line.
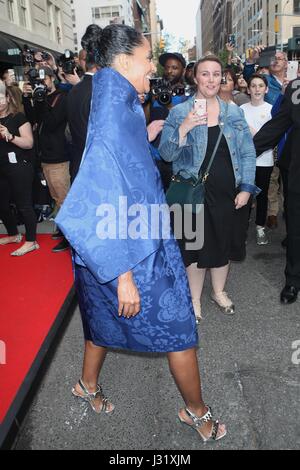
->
[178, 405, 226, 443]
[72, 379, 114, 414]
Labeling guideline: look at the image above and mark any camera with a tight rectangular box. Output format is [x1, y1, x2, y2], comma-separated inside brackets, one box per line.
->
[150, 78, 185, 106]
[26, 68, 47, 102]
[23, 45, 51, 66]
[24, 48, 35, 65]
[58, 50, 76, 75]
[23, 46, 48, 102]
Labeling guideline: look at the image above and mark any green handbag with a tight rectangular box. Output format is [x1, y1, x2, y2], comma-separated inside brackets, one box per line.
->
[166, 104, 228, 214]
[166, 173, 206, 213]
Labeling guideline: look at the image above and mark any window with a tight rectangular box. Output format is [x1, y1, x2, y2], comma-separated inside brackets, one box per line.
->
[293, 26, 300, 36]
[92, 7, 100, 19]
[100, 6, 111, 17]
[111, 6, 120, 17]
[294, 0, 300, 14]
[18, 0, 27, 27]
[92, 5, 121, 20]
[7, 0, 14, 21]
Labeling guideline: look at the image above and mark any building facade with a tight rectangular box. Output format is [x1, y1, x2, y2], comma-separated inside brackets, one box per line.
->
[0, 0, 74, 70]
[199, 0, 214, 56]
[132, 0, 151, 34]
[232, 0, 300, 56]
[148, 0, 163, 49]
[213, 0, 233, 53]
[71, 0, 158, 53]
[71, 0, 135, 53]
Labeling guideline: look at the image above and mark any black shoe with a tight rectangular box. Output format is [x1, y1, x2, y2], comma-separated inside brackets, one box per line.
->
[52, 238, 69, 253]
[280, 285, 299, 305]
[52, 229, 63, 240]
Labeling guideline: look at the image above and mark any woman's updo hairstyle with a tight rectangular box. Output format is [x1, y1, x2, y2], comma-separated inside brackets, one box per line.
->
[92, 24, 144, 68]
[81, 24, 103, 67]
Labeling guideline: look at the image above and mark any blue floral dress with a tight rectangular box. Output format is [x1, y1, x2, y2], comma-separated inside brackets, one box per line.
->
[57, 68, 198, 353]
[75, 238, 198, 353]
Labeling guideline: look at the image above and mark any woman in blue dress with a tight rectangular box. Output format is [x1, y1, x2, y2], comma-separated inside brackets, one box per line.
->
[56, 24, 226, 443]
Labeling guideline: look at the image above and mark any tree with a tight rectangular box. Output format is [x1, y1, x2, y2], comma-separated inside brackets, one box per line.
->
[218, 48, 229, 68]
[153, 32, 175, 76]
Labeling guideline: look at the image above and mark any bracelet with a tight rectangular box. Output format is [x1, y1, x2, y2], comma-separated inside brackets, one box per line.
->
[8, 134, 15, 142]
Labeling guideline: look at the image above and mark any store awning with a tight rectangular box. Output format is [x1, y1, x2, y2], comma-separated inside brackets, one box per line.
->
[0, 32, 62, 69]
[0, 33, 23, 66]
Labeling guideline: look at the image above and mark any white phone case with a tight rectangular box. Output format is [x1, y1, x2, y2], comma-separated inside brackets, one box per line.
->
[8, 152, 17, 164]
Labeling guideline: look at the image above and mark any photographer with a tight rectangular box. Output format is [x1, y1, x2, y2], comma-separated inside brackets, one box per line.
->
[22, 66, 70, 253]
[149, 52, 188, 190]
[67, 24, 101, 181]
[151, 52, 187, 118]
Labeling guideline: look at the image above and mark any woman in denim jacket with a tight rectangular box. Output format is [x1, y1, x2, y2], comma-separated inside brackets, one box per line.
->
[159, 56, 259, 322]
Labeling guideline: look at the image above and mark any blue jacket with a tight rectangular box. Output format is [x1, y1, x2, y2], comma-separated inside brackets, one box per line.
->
[159, 97, 260, 195]
[243, 64, 282, 105]
[56, 68, 165, 283]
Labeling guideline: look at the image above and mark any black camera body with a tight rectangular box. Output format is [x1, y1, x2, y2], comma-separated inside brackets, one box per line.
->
[24, 48, 35, 65]
[23, 46, 50, 66]
[58, 50, 76, 75]
[23, 46, 48, 102]
[150, 78, 185, 106]
[26, 68, 48, 102]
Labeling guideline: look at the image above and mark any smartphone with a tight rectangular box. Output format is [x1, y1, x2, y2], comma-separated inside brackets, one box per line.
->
[194, 98, 207, 117]
[287, 61, 298, 81]
[228, 34, 236, 47]
[258, 46, 276, 68]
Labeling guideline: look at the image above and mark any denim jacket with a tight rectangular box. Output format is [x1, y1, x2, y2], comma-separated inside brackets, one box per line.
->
[159, 97, 260, 195]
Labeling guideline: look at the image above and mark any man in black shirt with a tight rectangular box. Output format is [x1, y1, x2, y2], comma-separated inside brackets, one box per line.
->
[23, 66, 69, 252]
[67, 50, 99, 181]
[254, 80, 300, 304]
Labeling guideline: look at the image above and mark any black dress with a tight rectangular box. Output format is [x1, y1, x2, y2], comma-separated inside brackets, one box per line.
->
[178, 125, 249, 269]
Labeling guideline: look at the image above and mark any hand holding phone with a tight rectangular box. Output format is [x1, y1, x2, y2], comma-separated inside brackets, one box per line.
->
[194, 99, 207, 117]
[193, 99, 208, 126]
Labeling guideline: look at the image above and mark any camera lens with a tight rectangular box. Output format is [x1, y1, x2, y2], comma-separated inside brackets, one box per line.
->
[158, 92, 172, 106]
[33, 86, 47, 102]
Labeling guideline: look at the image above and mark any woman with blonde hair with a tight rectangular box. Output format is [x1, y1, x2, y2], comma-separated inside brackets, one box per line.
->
[6, 85, 24, 114]
[160, 56, 259, 322]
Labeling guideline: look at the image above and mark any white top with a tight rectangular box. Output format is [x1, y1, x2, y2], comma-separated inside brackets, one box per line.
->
[241, 102, 274, 167]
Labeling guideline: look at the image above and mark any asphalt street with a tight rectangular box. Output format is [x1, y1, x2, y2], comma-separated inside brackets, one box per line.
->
[10, 218, 300, 450]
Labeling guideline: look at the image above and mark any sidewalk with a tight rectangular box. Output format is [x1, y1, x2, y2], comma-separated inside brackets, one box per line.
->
[13, 219, 300, 450]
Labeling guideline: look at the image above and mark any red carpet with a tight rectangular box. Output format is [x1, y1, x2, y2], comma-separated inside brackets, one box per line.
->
[0, 235, 73, 426]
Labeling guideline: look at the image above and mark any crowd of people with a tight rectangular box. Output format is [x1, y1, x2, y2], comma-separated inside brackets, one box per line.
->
[1, 24, 300, 444]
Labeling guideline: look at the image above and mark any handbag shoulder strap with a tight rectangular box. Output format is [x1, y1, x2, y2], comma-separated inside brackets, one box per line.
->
[199, 103, 229, 183]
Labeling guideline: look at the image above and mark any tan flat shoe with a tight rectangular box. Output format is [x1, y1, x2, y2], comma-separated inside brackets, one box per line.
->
[0, 234, 23, 245]
[211, 291, 235, 315]
[11, 242, 39, 257]
[192, 299, 203, 324]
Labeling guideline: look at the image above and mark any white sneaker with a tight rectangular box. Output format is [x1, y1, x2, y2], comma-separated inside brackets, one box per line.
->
[256, 227, 268, 246]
